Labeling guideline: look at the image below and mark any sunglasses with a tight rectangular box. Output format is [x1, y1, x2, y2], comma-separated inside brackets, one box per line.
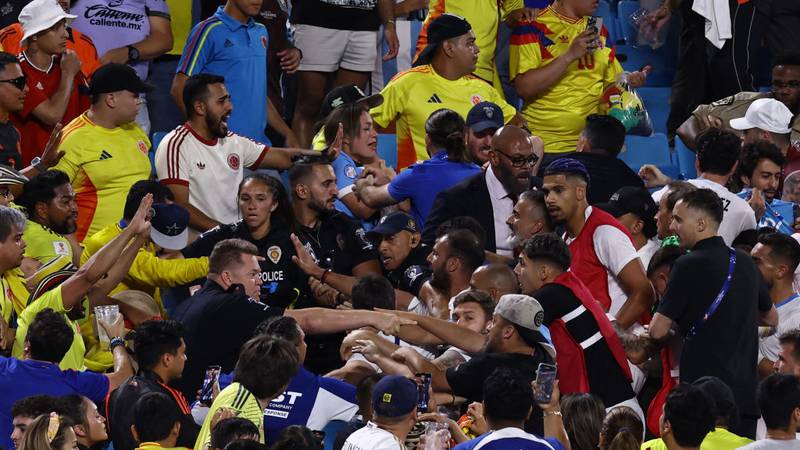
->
[0, 75, 26, 91]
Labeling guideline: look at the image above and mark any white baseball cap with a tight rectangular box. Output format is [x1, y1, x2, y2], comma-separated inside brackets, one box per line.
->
[19, 0, 76, 46]
[730, 98, 793, 134]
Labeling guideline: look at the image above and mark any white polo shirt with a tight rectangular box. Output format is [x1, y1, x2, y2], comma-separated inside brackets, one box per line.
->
[155, 124, 269, 226]
[342, 421, 404, 450]
[652, 178, 756, 246]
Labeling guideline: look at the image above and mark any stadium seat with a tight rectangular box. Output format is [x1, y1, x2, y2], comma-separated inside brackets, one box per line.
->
[615, 1, 680, 87]
[674, 137, 697, 180]
[150, 131, 167, 177]
[619, 132, 672, 172]
[596, 0, 619, 45]
[637, 86, 671, 134]
[377, 133, 398, 170]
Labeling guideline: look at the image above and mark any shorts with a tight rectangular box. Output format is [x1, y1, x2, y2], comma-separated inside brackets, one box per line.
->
[295, 24, 378, 73]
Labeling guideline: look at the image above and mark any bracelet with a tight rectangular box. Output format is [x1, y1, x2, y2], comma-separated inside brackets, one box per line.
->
[109, 337, 126, 352]
[384, 19, 396, 25]
[543, 410, 562, 417]
[320, 269, 331, 284]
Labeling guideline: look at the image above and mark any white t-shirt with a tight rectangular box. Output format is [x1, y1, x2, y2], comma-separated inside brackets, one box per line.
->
[738, 438, 799, 450]
[342, 421, 405, 450]
[155, 124, 269, 226]
[565, 207, 641, 318]
[637, 238, 660, 272]
[760, 294, 800, 362]
[652, 178, 756, 246]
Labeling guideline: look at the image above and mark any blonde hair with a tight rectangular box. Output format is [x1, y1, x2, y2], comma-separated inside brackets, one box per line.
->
[18, 413, 74, 450]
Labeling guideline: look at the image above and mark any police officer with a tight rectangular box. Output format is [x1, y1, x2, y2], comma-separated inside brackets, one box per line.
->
[288, 156, 382, 374]
[366, 211, 432, 312]
[181, 174, 306, 308]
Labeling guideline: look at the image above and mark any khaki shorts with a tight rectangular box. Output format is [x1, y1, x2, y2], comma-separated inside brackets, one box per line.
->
[295, 24, 378, 72]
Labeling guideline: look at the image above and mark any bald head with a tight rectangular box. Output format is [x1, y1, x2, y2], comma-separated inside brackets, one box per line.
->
[489, 126, 543, 196]
[470, 264, 519, 302]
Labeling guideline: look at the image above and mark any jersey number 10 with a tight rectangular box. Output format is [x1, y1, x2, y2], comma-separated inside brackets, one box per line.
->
[577, 54, 595, 70]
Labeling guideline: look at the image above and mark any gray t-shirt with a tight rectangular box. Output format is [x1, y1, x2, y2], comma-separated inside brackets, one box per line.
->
[738, 439, 800, 450]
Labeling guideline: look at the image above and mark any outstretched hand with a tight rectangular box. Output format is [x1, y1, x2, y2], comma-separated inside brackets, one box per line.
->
[290, 234, 325, 279]
[38, 123, 65, 169]
[129, 193, 153, 236]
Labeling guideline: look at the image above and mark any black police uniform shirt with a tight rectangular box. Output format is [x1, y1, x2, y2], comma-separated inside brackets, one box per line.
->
[171, 281, 283, 399]
[386, 244, 431, 297]
[293, 212, 379, 308]
[182, 220, 307, 309]
[657, 236, 773, 420]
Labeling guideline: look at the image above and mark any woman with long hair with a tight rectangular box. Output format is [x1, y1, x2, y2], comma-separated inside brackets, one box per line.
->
[18, 413, 77, 450]
[181, 174, 306, 308]
[353, 108, 481, 229]
[599, 406, 643, 450]
[560, 393, 606, 450]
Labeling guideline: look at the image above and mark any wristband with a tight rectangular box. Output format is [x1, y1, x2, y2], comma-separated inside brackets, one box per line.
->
[109, 337, 126, 352]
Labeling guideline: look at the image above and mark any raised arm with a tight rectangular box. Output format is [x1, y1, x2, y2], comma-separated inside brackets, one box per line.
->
[379, 308, 486, 353]
[286, 307, 415, 335]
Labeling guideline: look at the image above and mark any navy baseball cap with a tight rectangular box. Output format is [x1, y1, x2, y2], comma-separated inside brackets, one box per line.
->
[367, 211, 419, 240]
[597, 186, 658, 238]
[413, 14, 472, 67]
[543, 157, 591, 184]
[89, 63, 154, 95]
[150, 203, 190, 250]
[372, 376, 418, 417]
[467, 102, 504, 133]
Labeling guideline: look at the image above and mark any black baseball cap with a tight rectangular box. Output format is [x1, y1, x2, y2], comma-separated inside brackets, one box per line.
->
[89, 63, 155, 95]
[466, 101, 504, 133]
[597, 186, 658, 238]
[367, 211, 419, 240]
[413, 13, 472, 67]
[320, 85, 383, 119]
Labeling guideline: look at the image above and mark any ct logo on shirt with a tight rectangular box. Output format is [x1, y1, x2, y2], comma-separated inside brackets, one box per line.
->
[227, 153, 241, 170]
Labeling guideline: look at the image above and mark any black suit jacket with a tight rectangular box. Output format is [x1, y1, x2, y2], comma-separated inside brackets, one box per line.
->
[422, 172, 497, 251]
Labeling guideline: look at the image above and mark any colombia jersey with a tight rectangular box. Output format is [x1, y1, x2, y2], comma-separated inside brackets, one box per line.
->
[510, 8, 622, 153]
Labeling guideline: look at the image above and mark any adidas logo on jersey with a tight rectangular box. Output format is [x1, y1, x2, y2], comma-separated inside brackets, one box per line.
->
[427, 94, 442, 104]
[99, 150, 112, 160]
[196, 161, 206, 169]
[35, 81, 44, 90]
[224, 39, 234, 48]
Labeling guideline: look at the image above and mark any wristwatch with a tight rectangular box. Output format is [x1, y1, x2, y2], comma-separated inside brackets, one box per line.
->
[30, 156, 42, 170]
[127, 45, 140, 63]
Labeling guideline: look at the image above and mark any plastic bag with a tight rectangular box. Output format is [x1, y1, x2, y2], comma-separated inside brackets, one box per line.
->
[599, 73, 653, 136]
[627, 0, 671, 49]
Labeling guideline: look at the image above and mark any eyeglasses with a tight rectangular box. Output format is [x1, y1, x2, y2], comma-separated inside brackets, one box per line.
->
[492, 148, 540, 168]
[0, 75, 26, 91]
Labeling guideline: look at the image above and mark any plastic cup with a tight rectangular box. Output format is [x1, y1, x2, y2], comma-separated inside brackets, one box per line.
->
[94, 305, 120, 344]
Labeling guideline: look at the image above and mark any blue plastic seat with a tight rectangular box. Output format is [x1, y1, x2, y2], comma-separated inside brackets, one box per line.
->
[615, 1, 680, 86]
[377, 133, 398, 170]
[674, 137, 697, 180]
[619, 133, 673, 173]
[596, 0, 619, 45]
[637, 86, 671, 134]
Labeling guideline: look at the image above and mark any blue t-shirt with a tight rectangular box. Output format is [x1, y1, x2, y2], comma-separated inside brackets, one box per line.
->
[178, 7, 271, 145]
[331, 152, 369, 224]
[0, 357, 109, 450]
[219, 366, 358, 445]
[453, 428, 565, 450]
[737, 189, 796, 234]
[387, 151, 481, 229]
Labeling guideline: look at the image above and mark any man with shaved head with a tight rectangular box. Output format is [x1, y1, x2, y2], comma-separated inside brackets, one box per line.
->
[543, 157, 655, 330]
[424, 126, 544, 257]
[470, 264, 519, 303]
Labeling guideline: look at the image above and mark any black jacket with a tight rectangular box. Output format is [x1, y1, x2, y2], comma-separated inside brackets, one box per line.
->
[422, 172, 497, 251]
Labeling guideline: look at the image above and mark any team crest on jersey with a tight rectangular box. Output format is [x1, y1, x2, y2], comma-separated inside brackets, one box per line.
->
[137, 141, 148, 155]
[471, 95, 482, 105]
[267, 245, 282, 264]
[345, 165, 357, 179]
[261, 35, 268, 48]
[53, 241, 70, 256]
[227, 153, 241, 170]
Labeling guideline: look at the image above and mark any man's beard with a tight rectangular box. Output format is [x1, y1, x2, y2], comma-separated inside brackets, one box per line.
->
[49, 218, 76, 236]
[429, 267, 451, 292]
[205, 111, 228, 138]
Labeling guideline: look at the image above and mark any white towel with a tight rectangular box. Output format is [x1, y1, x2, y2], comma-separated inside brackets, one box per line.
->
[692, 0, 732, 49]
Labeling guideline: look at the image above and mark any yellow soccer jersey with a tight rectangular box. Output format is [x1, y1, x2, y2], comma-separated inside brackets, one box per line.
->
[55, 113, 151, 242]
[23, 220, 74, 265]
[372, 64, 517, 170]
[510, 8, 623, 153]
[13, 285, 87, 371]
[417, 0, 523, 88]
[195, 382, 264, 450]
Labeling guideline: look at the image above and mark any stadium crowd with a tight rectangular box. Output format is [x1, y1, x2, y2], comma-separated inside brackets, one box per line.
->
[0, 0, 799, 449]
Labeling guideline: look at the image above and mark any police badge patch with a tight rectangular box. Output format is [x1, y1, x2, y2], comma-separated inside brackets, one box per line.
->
[404, 265, 424, 283]
[267, 245, 282, 264]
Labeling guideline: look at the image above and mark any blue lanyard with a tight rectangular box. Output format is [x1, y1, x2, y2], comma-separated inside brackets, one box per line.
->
[777, 293, 800, 309]
[687, 247, 736, 340]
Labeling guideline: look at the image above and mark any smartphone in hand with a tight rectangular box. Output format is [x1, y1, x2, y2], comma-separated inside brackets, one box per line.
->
[200, 365, 221, 406]
[415, 372, 432, 412]
[586, 16, 603, 50]
[533, 363, 557, 404]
